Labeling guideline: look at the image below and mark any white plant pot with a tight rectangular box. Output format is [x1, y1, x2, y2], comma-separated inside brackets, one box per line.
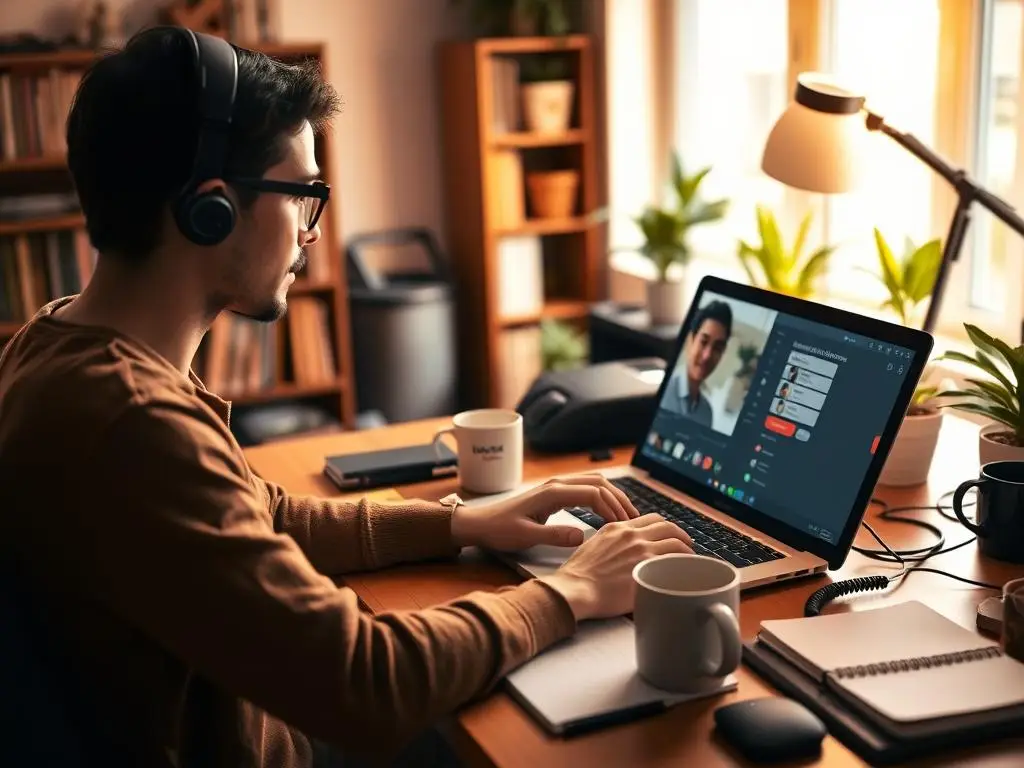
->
[877, 408, 943, 487]
[979, 422, 1024, 466]
[647, 278, 687, 327]
[521, 80, 575, 133]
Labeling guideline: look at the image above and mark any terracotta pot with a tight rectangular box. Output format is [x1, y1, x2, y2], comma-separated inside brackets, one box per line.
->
[647, 278, 686, 327]
[521, 80, 575, 133]
[526, 170, 579, 219]
[877, 408, 943, 487]
[979, 422, 1024, 465]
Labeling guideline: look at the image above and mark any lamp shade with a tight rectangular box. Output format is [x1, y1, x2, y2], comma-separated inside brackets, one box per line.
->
[761, 73, 869, 194]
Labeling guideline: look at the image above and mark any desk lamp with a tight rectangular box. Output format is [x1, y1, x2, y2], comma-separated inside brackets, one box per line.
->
[761, 72, 1024, 335]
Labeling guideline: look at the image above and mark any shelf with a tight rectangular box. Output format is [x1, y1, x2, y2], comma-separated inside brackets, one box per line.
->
[477, 35, 590, 55]
[491, 129, 588, 149]
[230, 381, 344, 407]
[496, 217, 591, 237]
[290, 279, 336, 296]
[0, 213, 85, 235]
[0, 321, 23, 337]
[500, 299, 590, 327]
[0, 156, 68, 173]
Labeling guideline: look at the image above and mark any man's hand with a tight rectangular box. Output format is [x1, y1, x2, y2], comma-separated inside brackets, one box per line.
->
[540, 515, 694, 621]
[449, 474, 640, 552]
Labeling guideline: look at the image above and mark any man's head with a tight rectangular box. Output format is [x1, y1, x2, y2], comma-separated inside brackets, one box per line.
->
[66, 26, 342, 322]
[684, 300, 733, 385]
[780, 383, 790, 397]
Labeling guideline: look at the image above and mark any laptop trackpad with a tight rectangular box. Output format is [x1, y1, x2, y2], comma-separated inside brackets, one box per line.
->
[511, 509, 598, 570]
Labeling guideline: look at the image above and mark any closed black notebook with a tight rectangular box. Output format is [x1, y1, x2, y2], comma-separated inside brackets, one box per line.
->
[323, 443, 458, 490]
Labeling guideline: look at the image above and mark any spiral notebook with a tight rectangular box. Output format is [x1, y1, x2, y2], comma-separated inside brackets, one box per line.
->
[755, 600, 1024, 740]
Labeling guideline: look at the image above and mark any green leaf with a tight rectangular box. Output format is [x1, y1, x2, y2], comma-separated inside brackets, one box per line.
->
[737, 241, 762, 287]
[791, 211, 813, 262]
[756, 206, 784, 270]
[795, 245, 835, 298]
[938, 350, 1016, 394]
[965, 377, 1018, 411]
[679, 166, 712, 207]
[873, 227, 904, 305]
[684, 198, 728, 227]
[945, 401, 1021, 431]
[904, 238, 941, 303]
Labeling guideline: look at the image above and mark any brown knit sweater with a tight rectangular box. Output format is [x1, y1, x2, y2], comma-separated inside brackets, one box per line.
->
[0, 299, 576, 767]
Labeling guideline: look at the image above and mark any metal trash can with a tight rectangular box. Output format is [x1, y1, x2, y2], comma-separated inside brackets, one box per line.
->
[345, 227, 458, 423]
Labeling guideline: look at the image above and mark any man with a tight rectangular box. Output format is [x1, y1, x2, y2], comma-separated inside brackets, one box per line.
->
[780, 383, 791, 399]
[662, 300, 733, 429]
[0, 29, 692, 768]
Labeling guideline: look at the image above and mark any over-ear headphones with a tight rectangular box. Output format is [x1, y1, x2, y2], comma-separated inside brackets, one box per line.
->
[172, 28, 239, 246]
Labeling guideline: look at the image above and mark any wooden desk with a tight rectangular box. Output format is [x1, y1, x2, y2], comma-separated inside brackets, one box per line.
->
[245, 415, 1024, 767]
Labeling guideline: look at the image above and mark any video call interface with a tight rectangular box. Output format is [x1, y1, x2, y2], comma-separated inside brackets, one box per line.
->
[642, 290, 915, 544]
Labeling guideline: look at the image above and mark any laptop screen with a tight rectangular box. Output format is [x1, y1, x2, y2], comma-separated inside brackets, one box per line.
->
[639, 287, 917, 547]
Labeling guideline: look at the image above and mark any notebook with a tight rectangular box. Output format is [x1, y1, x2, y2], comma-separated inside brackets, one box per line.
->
[755, 600, 1024, 740]
[505, 616, 737, 736]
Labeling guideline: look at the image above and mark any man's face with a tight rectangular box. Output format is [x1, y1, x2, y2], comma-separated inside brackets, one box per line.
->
[686, 318, 729, 384]
[218, 121, 322, 323]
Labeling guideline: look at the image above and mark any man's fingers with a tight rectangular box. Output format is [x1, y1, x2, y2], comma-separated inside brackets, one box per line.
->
[554, 475, 639, 519]
[636, 519, 693, 547]
[545, 481, 629, 522]
[647, 537, 694, 556]
[627, 512, 669, 528]
[535, 524, 585, 547]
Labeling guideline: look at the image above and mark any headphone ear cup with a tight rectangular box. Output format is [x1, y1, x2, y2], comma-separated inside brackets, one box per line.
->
[176, 190, 236, 246]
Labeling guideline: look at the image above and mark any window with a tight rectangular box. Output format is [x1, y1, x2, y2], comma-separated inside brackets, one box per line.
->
[660, 0, 1024, 342]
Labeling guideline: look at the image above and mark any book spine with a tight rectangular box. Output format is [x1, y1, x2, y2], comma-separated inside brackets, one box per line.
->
[831, 645, 1003, 679]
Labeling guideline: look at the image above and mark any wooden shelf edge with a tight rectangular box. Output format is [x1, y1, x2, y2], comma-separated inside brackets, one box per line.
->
[228, 380, 345, 407]
[490, 129, 588, 148]
[499, 299, 590, 327]
[0, 213, 84, 235]
[475, 35, 590, 54]
[495, 217, 593, 237]
[0, 155, 68, 173]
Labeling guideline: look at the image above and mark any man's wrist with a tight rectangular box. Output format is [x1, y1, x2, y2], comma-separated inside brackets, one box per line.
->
[442, 493, 475, 548]
[537, 573, 596, 622]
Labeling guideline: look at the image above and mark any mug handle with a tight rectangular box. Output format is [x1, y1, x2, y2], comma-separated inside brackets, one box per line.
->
[433, 427, 456, 460]
[952, 478, 988, 536]
[699, 603, 742, 678]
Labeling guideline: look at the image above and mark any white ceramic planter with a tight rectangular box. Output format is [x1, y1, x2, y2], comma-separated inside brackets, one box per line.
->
[979, 422, 1024, 465]
[877, 409, 943, 487]
[647, 278, 687, 327]
[521, 80, 575, 133]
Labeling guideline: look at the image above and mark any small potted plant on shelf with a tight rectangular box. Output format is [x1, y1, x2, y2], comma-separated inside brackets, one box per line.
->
[939, 324, 1024, 465]
[541, 319, 588, 371]
[737, 206, 835, 299]
[631, 152, 729, 326]
[520, 54, 575, 134]
[450, 0, 576, 37]
[870, 228, 944, 486]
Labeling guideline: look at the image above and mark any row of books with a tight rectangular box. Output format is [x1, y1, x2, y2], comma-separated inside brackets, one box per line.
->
[0, 69, 83, 161]
[0, 230, 95, 323]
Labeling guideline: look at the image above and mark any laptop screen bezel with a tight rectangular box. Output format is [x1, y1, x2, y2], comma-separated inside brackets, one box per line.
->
[629, 275, 934, 570]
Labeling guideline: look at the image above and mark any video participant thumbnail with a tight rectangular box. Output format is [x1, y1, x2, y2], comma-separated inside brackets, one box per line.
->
[660, 290, 778, 437]
[772, 346, 843, 434]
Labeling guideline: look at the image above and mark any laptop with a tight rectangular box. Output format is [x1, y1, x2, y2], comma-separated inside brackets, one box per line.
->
[477, 276, 933, 590]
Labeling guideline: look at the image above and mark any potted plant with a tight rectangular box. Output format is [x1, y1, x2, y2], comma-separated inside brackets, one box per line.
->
[449, 0, 576, 37]
[725, 344, 760, 413]
[871, 228, 943, 486]
[541, 319, 588, 371]
[737, 206, 835, 299]
[939, 324, 1024, 465]
[520, 54, 575, 134]
[632, 152, 729, 326]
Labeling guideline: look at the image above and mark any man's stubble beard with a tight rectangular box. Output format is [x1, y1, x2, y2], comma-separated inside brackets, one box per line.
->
[230, 247, 307, 324]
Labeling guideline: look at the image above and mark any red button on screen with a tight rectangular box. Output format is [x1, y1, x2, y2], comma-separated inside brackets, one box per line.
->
[765, 415, 796, 437]
[871, 435, 880, 455]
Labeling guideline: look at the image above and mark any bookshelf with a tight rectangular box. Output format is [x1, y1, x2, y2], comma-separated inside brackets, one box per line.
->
[438, 35, 603, 409]
[0, 42, 356, 428]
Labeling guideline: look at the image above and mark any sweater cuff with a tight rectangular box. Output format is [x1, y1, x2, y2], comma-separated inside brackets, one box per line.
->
[365, 500, 460, 566]
[491, 579, 577, 679]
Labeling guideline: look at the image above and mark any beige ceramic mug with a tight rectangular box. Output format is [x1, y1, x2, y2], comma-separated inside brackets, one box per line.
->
[632, 553, 742, 693]
[433, 409, 524, 494]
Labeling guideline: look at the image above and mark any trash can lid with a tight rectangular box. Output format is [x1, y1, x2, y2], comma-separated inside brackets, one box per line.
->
[348, 281, 452, 305]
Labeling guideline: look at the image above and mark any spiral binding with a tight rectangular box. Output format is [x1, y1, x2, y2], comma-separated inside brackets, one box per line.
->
[831, 646, 1003, 679]
[803, 575, 889, 617]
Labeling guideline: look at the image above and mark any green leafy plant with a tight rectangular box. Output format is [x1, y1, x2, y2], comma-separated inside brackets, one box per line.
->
[631, 151, 729, 282]
[938, 324, 1024, 446]
[737, 207, 835, 299]
[736, 343, 759, 379]
[871, 228, 942, 327]
[540, 319, 588, 371]
[450, 0, 577, 37]
[519, 53, 572, 83]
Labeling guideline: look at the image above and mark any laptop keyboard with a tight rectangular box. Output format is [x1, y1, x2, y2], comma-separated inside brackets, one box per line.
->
[564, 477, 785, 569]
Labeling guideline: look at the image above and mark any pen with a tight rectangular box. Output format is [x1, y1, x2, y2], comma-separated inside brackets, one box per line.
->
[562, 701, 667, 737]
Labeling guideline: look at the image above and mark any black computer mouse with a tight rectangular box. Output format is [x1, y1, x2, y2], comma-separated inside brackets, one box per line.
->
[714, 697, 827, 763]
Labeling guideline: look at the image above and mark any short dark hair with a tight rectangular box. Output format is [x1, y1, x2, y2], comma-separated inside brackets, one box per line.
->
[66, 27, 342, 261]
[690, 300, 733, 339]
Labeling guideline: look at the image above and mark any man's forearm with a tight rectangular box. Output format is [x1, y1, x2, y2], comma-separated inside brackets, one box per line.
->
[263, 479, 460, 574]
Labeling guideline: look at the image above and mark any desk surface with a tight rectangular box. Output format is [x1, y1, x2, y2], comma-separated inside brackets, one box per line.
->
[245, 415, 1024, 768]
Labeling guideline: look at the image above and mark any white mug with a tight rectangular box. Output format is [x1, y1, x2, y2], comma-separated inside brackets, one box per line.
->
[632, 553, 742, 693]
[433, 409, 524, 494]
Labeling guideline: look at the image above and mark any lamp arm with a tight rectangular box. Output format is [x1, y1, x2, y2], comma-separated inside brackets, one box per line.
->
[866, 110, 1024, 336]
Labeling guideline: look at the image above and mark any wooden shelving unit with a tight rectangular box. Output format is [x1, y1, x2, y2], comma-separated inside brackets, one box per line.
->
[438, 35, 603, 408]
[0, 42, 356, 429]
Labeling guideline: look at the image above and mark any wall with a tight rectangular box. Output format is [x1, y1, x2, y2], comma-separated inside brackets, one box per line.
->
[1, 0, 470, 253]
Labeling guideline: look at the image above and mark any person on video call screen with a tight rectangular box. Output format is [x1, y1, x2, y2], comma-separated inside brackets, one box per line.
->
[661, 300, 732, 429]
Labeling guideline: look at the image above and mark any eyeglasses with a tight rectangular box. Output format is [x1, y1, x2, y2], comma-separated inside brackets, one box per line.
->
[227, 177, 331, 230]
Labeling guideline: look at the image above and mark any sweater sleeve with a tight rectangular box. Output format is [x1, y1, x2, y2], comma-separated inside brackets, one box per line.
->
[263, 480, 461, 574]
[75, 401, 575, 757]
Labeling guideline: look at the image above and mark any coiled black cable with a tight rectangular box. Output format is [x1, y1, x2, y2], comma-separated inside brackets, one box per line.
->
[803, 487, 1003, 617]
